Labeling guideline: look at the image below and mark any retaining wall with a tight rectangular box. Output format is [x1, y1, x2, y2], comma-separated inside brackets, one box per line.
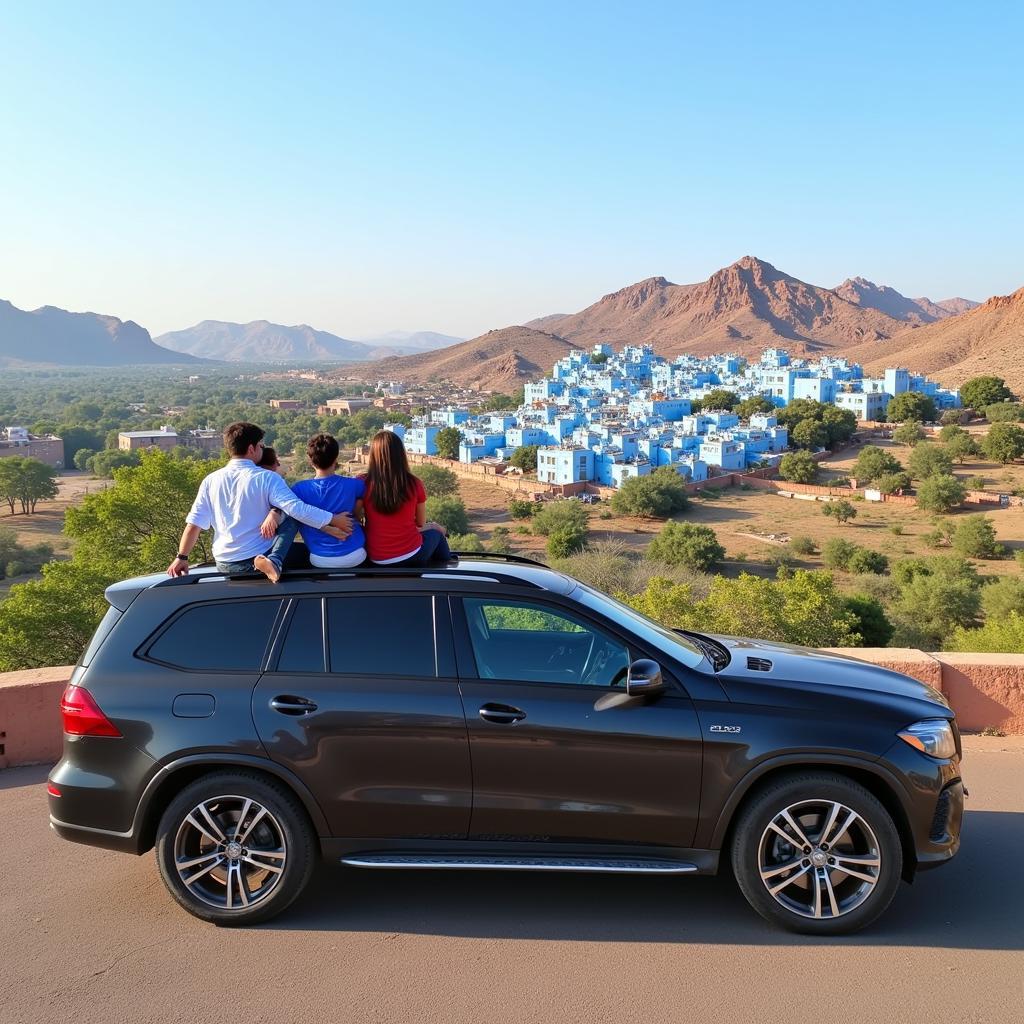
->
[2, 651, 1022, 769]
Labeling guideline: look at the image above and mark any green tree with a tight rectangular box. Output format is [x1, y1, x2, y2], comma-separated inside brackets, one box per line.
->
[448, 532, 484, 552]
[890, 571, 982, 649]
[887, 392, 937, 423]
[510, 444, 541, 472]
[589, 351, 609, 365]
[0, 459, 20, 514]
[852, 446, 904, 484]
[940, 409, 965, 427]
[915, 474, 966, 513]
[646, 522, 726, 572]
[822, 537, 859, 570]
[944, 430, 980, 463]
[847, 548, 889, 574]
[87, 449, 141, 478]
[819, 405, 858, 445]
[424, 496, 470, 536]
[908, 442, 953, 479]
[951, 514, 1003, 558]
[531, 499, 589, 537]
[789, 535, 816, 555]
[73, 447, 97, 471]
[983, 402, 1024, 423]
[875, 471, 911, 494]
[547, 525, 587, 558]
[822, 499, 857, 524]
[790, 419, 828, 450]
[610, 467, 690, 518]
[960, 376, 1013, 410]
[433, 427, 462, 460]
[735, 396, 776, 419]
[413, 464, 459, 497]
[0, 457, 59, 514]
[508, 498, 536, 519]
[702, 389, 738, 411]
[981, 422, 1024, 463]
[893, 419, 926, 446]
[980, 577, 1024, 619]
[843, 594, 894, 647]
[777, 450, 819, 484]
[57, 425, 105, 457]
[948, 612, 1024, 653]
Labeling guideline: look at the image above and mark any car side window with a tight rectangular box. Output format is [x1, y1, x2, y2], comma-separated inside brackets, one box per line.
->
[326, 595, 436, 677]
[462, 598, 629, 687]
[277, 598, 326, 673]
[146, 599, 282, 671]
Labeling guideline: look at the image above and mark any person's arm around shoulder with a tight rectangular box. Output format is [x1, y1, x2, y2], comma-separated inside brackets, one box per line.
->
[267, 472, 352, 535]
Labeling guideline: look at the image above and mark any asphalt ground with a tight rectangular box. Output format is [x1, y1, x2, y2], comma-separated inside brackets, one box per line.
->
[1, 736, 1022, 1024]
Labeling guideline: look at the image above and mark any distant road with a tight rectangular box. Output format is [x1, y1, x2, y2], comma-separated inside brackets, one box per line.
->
[2, 736, 1022, 1024]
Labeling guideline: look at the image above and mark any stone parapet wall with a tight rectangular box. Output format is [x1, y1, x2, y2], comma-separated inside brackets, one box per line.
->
[3, 651, 1022, 769]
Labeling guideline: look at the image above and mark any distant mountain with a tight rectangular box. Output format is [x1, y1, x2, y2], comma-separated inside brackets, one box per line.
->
[155, 320, 381, 362]
[833, 277, 978, 325]
[340, 326, 579, 392]
[528, 257, 911, 359]
[356, 330, 464, 353]
[0, 299, 201, 367]
[846, 285, 1024, 393]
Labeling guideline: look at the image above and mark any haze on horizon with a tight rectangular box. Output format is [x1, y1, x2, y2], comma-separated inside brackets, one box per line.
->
[1, 1, 1021, 341]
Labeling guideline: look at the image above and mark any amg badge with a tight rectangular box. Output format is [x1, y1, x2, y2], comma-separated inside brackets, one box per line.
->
[709, 725, 741, 734]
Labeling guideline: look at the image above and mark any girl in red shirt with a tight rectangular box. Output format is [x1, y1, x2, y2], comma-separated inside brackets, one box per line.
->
[362, 430, 452, 565]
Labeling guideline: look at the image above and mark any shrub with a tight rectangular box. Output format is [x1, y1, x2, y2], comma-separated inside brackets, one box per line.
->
[448, 532, 484, 552]
[981, 422, 1024, 463]
[843, 593, 895, 647]
[948, 613, 1024, 653]
[951, 514, 1003, 558]
[915, 474, 966, 513]
[852, 446, 903, 484]
[646, 522, 726, 572]
[887, 392, 937, 423]
[73, 447, 97, 471]
[488, 526, 512, 554]
[510, 444, 541, 472]
[888, 556, 982, 649]
[983, 402, 1024, 423]
[433, 426, 462, 460]
[960, 376, 1014, 410]
[888, 524, 904, 536]
[414, 464, 459, 497]
[599, 509, 613, 519]
[531, 499, 588, 537]
[515, 525, 531, 535]
[777, 450, 819, 484]
[547, 526, 587, 559]
[821, 499, 857, 524]
[893, 420, 926, 446]
[1016, 550, 1024, 568]
[875, 471, 911, 495]
[908, 443, 953, 480]
[848, 548, 889, 574]
[424, 495, 470, 536]
[981, 577, 1024, 619]
[822, 537, 859, 570]
[922, 528, 947, 548]
[508, 498, 536, 519]
[610, 466, 690, 518]
[940, 409, 966, 427]
[789, 535, 816, 555]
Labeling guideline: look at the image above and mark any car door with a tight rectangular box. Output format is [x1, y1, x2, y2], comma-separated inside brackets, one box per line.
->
[252, 591, 472, 839]
[453, 594, 703, 848]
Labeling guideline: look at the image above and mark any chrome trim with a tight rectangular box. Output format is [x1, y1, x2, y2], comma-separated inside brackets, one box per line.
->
[341, 854, 698, 874]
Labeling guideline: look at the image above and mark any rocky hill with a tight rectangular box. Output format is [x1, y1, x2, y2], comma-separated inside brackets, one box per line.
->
[832, 277, 978, 325]
[847, 286, 1024, 393]
[341, 326, 579, 392]
[354, 330, 463, 353]
[156, 320, 379, 362]
[0, 299, 201, 367]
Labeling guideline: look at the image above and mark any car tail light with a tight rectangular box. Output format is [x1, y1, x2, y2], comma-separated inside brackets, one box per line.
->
[47, 783, 62, 797]
[60, 685, 122, 737]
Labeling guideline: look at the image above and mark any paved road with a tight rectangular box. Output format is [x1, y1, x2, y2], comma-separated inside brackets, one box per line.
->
[2, 737, 1022, 1024]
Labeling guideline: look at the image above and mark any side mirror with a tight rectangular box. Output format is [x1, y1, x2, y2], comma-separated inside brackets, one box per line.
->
[626, 659, 664, 696]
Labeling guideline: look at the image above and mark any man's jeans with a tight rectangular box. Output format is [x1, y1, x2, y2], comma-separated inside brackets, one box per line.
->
[215, 516, 299, 575]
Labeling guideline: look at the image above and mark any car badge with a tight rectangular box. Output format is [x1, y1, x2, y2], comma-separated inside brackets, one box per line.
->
[709, 725, 741, 734]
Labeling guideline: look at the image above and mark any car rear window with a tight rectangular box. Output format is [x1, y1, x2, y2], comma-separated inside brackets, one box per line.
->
[80, 605, 122, 667]
[326, 595, 436, 677]
[146, 599, 282, 671]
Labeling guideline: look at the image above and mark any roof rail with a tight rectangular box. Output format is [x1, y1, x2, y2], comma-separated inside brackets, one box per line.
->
[448, 550, 548, 568]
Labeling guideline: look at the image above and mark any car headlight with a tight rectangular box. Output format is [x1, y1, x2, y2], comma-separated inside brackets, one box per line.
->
[897, 719, 956, 759]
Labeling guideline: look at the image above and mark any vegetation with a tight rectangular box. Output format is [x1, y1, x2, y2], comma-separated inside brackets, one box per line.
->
[0, 457, 59, 514]
[776, 399, 857, 446]
[777, 450, 819, 484]
[547, 526, 587, 559]
[507, 498, 536, 519]
[646, 522, 726, 572]
[789, 535, 816, 555]
[735, 395, 776, 419]
[875, 471, 911, 494]
[983, 402, 1024, 423]
[821, 537, 859, 570]
[886, 392, 937, 423]
[433, 426, 462, 460]
[413, 464, 459, 497]
[893, 420, 926, 446]
[509, 444, 541, 472]
[915, 474, 966, 513]
[423, 496, 470, 536]
[0, 528, 54, 580]
[852, 446, 904, 484]
[888, 556, 982, 649]
[531, 499, 589, 538]
[981, 422, 1024, 463]
[980, 577, 1024, 619]
[907, 442, 953, 480]
[960, 375, 1014, 411]
[821, 499, 857, 524]
[942, 428, 980, 463]
[488, 526, 512, 554]
[951, 514, 1004, 559]
[448, 532, 483, 552]
[610, 466, 690, 518]
[843, 594, 894, 647]
[847, 548, 889, 575]
[790, 420, 828, 450]
[698, 389, 738, 411]
[948, 613, 1024, 653]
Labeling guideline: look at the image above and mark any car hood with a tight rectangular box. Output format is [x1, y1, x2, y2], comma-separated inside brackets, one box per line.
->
[706, 634, 950, 711]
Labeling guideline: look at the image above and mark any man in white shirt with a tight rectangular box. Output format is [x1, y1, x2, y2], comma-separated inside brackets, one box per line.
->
[167, 422, 352, 581]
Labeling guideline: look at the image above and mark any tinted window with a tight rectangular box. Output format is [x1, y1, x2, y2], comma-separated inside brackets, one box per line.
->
[327, 596, 435, 677]
[277, 599, 325, 673]
[463, 598, 629, 686]
[80, 606, 122, 667]
[148, 600, 281, 671]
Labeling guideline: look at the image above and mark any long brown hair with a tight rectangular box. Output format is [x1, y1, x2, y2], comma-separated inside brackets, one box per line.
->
[365, 430, 417, 514]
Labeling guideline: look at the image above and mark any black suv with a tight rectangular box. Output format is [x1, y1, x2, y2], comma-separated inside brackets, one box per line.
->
[49, 554, 964, 934]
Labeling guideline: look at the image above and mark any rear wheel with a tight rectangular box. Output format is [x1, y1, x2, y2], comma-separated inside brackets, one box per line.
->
[155, 771, 316, 925]
[731, 772, 903, 935]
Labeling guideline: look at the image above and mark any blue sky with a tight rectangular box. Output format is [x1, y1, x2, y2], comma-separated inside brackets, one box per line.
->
[1, 1, 1021, 339]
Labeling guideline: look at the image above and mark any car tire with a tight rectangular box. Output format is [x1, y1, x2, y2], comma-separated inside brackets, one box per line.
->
[731, 772, 903, 935]
[155, 770, 317, 926]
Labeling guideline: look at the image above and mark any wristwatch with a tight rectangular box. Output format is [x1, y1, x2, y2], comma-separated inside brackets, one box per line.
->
[176, 553, 189, 561]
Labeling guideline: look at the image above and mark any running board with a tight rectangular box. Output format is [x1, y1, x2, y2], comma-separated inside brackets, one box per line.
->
[340, 854, 698, 874]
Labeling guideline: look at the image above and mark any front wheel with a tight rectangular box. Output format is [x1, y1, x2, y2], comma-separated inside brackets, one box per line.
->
[731, 772, 903, 935]
[155, 770, 317, 925]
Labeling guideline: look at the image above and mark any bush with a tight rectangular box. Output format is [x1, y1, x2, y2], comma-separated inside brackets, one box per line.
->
[922, 528, 947, 548]
[915, 474, 966, 513]
[908, 443, 953, 480]
[940, 409, 966, 427]
[777, 450, 819, 484]
[791, 419, 829, 450]
[789, 535, 816, 555]
[414, 464, 459, 497]
[889, 524, 903, 536]
[893, 420, 926, 446]
[821, 499, 857, 524]
[531, 499, 589, 537]
[1016, 550, 1024, 568]
[848, 548, 889, 574]
[515, 525, 531, 535]
[887, 392, 937, 423]
[510, 444, 541, 472]
[960, 376, 1014, 410]
[983, 402, 1024, 423]
[508, 498, 536, 519]
[875, 471, 911, 495]
[73, 447, 97, 471]
[951, 514, 1003, 558]
[646, 522, 726, 572]
[610, 466, 690, 518]
[547, 526, 587, 559]
[424, 495, 470, 536]
[448, 532, 484, 552]
[852, 446, 904, 484]
[822, 537, 859, 570]
[981, 577, 1024, 619]
[981, 422, 1024, 463]
[488, 526, 512, 554]
[888, 556, 982, 649]
[433, 427, 462, 460]
[843, 594, 894, 647]
[948, 613, 1024, 653]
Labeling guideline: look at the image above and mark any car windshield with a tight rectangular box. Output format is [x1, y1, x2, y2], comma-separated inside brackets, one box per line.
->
[571, 582, 706, 669]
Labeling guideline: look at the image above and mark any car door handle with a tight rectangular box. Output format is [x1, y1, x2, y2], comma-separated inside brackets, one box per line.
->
[270, 695, 318, 716]
[479, 703, 526, 724]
